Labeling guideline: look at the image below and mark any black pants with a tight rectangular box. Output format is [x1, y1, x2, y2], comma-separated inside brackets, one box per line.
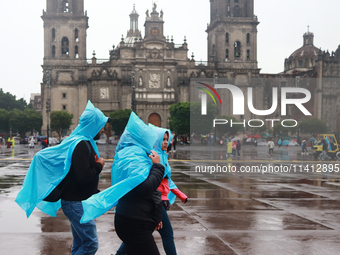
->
[115, 214, 160, 255]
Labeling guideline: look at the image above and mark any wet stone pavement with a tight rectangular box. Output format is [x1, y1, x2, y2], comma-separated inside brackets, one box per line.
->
[1, 144, 340, 254]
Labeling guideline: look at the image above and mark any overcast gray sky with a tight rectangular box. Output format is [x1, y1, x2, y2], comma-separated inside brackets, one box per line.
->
[1, 0, 339, 103]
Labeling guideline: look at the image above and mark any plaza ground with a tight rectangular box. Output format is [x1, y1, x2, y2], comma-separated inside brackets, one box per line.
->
[1, 143, 340, 254]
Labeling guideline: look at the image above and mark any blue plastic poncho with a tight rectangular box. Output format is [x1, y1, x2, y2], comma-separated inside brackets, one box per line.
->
[15, 101, 108, 218]
[80, 112, 158, 223]
[325, 137, 332, 151]
[148, 124, 178, 204]
[282, 140, 290, 146]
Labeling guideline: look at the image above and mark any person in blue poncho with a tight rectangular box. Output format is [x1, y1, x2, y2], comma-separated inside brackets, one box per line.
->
[15, 100, 111, 255]
[113, 117, 165, 255]
[78, 112, 165, 255]
[116, 125, 188, 255]
[321, 138, 331, 161]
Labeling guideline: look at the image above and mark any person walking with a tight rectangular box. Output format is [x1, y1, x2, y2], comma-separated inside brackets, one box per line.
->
[321, 138, 331, 161]
[232, 141, 237, 156]
[16, 101, 112, 255]
[173, 136, 177, 152]
[267, 138, 275, 156]
[236, 140, 241, 157]
[11, 137, 15, 148]
[41, 139, 47, 149]
[278, 138, 282, 148]
[116, 126, 188, 255]
[77, 112, 166, 255]
[7, 137, 12, 148]
[301, 140, 308, 155]
[226, 141, 232, 157]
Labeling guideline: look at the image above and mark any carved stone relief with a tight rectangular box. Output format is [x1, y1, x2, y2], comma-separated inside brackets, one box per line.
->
[149, 73, 161, 88]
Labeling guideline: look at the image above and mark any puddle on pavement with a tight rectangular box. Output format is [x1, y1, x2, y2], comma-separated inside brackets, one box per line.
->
[185, 198, 278, 211]
[1, 145, 340, 255]
[184, 188, 247, 199]
[265, 199, 340, 210]
[194, 211, 330, 231]
[220, 232, 340, 255]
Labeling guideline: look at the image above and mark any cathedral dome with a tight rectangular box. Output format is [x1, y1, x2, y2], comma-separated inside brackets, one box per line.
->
[284, 31, 321, 73]
[117, 36, 142, 48]
[288, 33, 319, 60]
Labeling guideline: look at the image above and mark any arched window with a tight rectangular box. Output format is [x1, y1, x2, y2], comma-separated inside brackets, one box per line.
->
[247, 50, 250, 60]
[61, 37, 69, 55]
[75, 46, 79, 58]
[234, 5, 240, 17]
[75, 28, 79, 42]
[52, 45, 56, 58]
[247, 33, 250, 45]
[52, 28, 56, 41]
[62, 0, 69, 13]
[234, 41, 241, 58]
[225, 33, 229, 44]
[225, 49, 229, 59]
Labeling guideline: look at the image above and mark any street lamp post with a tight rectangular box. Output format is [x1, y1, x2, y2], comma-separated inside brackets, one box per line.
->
[131, 71, 136, 112]
[214, 73, 218, 145]
[46, 70, 51, 146]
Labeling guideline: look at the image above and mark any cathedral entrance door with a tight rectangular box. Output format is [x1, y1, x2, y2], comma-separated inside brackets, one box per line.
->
[148, 113, 161, 127]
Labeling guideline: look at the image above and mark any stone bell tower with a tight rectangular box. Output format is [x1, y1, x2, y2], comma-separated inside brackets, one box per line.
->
[207, 0, 259, 70]
[41, 0, 89, 135]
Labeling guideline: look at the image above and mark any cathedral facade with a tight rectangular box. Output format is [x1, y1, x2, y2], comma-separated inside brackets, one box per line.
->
[41, 0, 340, 134]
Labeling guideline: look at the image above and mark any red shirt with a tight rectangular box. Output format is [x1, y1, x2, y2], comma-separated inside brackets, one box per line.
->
[157, 178, 188, 202]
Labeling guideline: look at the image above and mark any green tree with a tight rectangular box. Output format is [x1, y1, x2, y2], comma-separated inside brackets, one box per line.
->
[0, 109, 9, 132]
[299, 118, 328, 138]
[9, 109, 42, 140]
[50, 111, 74, 140]
[169, 102, 216, 135]
[0, 89, 27, 111]
[169, 102, 190, 134]
[109, 109, 132, 135]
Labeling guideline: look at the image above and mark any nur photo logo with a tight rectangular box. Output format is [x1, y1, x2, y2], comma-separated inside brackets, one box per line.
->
[196, 82, 222, 115]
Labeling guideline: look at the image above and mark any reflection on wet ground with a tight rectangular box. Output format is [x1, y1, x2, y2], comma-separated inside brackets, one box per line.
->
[1, 144, 340, 254]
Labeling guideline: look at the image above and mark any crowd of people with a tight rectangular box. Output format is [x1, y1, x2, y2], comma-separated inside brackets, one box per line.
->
[15, 101, 187, 255]
[0, 136, 15, 148]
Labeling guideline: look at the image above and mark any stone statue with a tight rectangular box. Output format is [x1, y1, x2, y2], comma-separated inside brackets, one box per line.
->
[139, 77, 143, 87]
[153, 3, 157, 12]
[166, 77, 171, 87]
[160, 10, 163, 18]
[145, 9, 149, 17]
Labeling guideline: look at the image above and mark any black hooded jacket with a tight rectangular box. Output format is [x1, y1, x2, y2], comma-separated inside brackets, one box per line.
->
[115, 163, 165, 225]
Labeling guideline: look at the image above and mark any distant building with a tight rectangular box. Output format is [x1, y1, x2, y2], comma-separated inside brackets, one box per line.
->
[40, 0, 340, 135]
[30, 93, 41, 112]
